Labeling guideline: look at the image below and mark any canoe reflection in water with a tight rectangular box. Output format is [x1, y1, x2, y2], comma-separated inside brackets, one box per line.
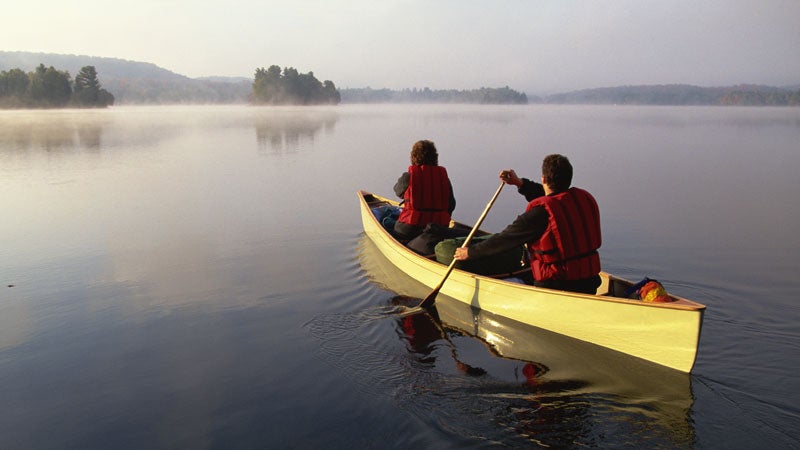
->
[360, 235, 696, 447]
[392, 295, 488, 377]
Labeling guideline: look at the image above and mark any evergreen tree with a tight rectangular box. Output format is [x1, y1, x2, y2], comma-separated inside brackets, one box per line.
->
[0, 68, 30, 107]
[27, 64, 72, 107]
[74, 66, 100, 105]
[72, 66, 114, 107]
[253, 65, 283, 104]
[323, 80, 341, 104]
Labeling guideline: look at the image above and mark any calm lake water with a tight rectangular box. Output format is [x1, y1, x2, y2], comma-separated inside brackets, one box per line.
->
[1, 104, 799, 448]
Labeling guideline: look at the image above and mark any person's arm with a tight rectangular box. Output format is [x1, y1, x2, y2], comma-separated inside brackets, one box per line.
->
[455, 206, 548, 260]
[394, 172, 410, 198]
[448, 180, 456, 214]
[500, 169, 544, 202]
[518, 178, 545, 202]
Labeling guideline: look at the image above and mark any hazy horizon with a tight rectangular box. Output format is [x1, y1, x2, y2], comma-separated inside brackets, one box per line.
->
[4, 0, 800, 95]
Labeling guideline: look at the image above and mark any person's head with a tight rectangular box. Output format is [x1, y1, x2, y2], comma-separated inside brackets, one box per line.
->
[410, 140, 439, 165]
[541, 154, 573, 192]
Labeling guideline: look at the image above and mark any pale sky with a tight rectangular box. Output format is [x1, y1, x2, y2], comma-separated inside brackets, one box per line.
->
[4, 0, 800, 94]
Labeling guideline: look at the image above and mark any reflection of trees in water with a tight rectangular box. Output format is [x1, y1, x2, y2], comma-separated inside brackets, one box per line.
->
[253, 111, 338, 154]
[0, 114, 181, 156]
[76, 125, 103, 150]
[0, 116, 109, 152]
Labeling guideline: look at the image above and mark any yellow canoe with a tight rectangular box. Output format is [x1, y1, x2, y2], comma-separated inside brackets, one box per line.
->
[358, 190, 705, 373]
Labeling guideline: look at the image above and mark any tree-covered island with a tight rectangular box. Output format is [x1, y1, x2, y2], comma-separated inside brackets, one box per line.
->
[251, 65, 340, 105]
[0, 64, 114, 108]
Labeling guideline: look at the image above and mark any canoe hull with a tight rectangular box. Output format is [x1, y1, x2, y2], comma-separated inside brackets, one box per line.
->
[358, 190, 705, 373]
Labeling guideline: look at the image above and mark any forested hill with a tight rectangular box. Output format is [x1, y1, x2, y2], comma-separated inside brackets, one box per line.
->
[0, 51, 182, 81]
[0, 51, 251, 104]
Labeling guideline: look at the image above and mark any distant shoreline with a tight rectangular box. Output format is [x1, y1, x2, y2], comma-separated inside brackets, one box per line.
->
[2, 51, 799, 107]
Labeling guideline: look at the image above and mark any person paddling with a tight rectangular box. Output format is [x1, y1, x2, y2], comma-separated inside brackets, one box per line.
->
[454, 154, 602, 294]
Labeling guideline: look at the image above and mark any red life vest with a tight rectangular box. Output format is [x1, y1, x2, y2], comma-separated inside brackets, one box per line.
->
[397, 165, 452, 227]
[525, 187, 601, 281]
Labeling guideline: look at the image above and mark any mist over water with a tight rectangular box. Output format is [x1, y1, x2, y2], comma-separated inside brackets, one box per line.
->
[1, 105, 798, 448]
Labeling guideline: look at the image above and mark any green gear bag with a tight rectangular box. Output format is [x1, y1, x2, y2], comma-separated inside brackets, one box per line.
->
[434, 235, 525, 276]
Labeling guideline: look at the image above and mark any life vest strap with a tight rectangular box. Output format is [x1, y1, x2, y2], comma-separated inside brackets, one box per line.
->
[532, 249, 598, 261]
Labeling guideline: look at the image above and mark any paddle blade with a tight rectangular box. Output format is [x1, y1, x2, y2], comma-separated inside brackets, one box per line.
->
[394, 306, 426, 317]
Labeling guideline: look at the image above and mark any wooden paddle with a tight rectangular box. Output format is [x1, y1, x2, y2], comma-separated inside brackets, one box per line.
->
[418, 181, 505, 309]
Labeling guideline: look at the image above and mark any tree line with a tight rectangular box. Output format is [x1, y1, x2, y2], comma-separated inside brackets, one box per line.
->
[340, 86, 529, 104]
[251, 65, 340, 105]
[0, 64, 114, 108]
[719, 89, 800, 106]
[541, 84, 800, 106]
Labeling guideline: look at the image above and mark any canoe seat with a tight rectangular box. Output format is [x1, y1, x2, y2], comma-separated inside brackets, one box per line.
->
[596, 275, 611, 296]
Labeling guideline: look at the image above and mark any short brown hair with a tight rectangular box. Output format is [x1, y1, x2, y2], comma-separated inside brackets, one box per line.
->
[410, 140, 439, 165]
[542, 154, 572, 191]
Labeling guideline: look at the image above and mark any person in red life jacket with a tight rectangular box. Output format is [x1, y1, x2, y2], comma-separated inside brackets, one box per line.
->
[454, 154, 602, 294]
[393, 140, 456, 240]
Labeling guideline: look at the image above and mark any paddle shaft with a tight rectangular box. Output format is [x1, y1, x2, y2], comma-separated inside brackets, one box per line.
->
[419, 181, 505, 308]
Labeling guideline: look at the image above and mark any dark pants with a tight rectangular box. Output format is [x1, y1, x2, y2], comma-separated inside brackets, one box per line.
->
[393, 221, 423, 241]
[533, 274, 602, 295]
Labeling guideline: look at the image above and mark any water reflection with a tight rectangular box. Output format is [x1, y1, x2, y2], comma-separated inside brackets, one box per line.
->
[252, 109, 338, 154]
[438, 299, 695, 447]
[0, 112, 110, 152]
[392, 296, 488, 377]
[358, 235, 695, 447]
[0, 106, 345, 158]
[0, 109, 199, 158]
